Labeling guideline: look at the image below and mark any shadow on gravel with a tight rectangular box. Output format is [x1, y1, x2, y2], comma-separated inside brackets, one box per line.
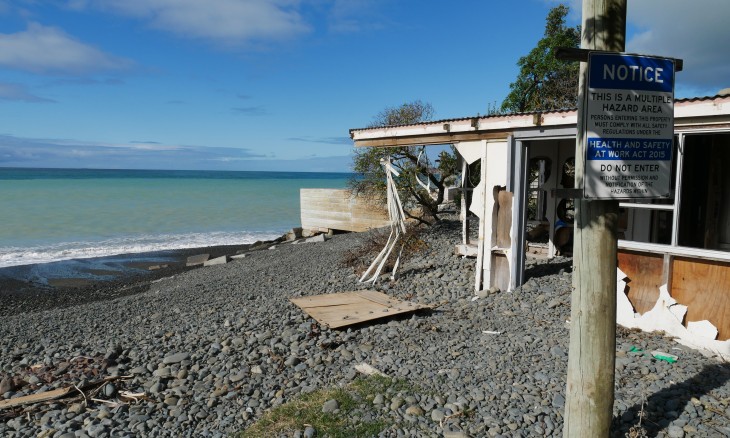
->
[611, 363, 730, 437]
[315, 309, 438, 334]
[524, 259, 572, 281]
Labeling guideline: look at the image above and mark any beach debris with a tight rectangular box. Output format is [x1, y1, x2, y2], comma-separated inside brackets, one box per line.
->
[286, 227, 303, 241]
[186, 254, 210, 267]
[0, 387, 74, 410]
[0, 376, 133, 411]
[148, 264, 169, 271]
[354, 363, 387, 377]
[360, 158, 408, 284]
[482, 330, 502, 335]
[651, 351, 679, 363]
[0, 353, 149, 421]
[627, 346, 679, 363]
[290, 290, 431, 329]
[231, 253, 248, 260]
[616, 273, 730, 360]
[203, 255, 229, 266]
[305, 234, 326, 243]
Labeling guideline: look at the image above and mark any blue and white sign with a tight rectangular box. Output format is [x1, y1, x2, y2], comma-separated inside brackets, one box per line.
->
[584, 53, 675, 199]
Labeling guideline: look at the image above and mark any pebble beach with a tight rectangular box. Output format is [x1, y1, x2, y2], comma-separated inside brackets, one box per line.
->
[1, 219, 730, 437]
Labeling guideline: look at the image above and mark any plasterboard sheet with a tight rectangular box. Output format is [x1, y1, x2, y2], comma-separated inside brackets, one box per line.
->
[455, 141, 484, 165]
[290, 290, 431, 329]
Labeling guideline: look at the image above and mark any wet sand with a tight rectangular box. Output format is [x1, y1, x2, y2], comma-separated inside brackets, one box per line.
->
[0, 240, 279, 317]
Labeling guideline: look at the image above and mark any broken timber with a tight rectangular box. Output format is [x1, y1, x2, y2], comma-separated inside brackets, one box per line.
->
[0, 387, 74, 410]
[290, 290, 431, 329]
[0, 376, 130, 411]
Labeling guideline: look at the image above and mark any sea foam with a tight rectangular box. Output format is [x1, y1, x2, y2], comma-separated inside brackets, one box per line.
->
[0, 230, 282, 268]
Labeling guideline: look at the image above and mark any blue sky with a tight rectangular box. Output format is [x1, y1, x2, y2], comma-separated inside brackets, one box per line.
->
[0, 0, 728, 172]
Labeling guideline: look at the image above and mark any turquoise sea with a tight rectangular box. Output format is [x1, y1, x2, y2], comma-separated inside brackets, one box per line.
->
[0, 168, 350, 268]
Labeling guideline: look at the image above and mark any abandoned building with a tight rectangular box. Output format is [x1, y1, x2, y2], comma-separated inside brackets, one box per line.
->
[329, 92, 730, 357]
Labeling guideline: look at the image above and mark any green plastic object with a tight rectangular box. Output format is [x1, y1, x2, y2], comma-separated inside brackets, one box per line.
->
[651, 351, 679, 363]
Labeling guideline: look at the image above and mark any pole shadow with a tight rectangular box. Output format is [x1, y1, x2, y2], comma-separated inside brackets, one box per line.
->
[611, 363, 730, 437]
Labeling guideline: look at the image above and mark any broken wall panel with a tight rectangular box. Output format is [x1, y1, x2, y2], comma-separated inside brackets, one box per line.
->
[495, 189, 513, 249]
[300, 189, 390, 233]
[290, 290, 431, 329]
[492, 254, 511, 292]
[671, 256, 730, 340]
[489, 188, 513, 291]
[478, 141, 512, 292]
[617, 250, 664, 314]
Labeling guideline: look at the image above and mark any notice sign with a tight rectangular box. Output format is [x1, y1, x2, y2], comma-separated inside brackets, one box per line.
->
[584, 53, 675, 199]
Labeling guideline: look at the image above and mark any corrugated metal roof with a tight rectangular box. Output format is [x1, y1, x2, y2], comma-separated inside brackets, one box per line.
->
[349, 108, 576, 133]
[349, 94, 729, 133]
[675, 93, 730, 103]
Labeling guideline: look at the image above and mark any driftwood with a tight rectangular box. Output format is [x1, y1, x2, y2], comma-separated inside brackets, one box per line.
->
[0, 386, 74, 410]
[0, 375, 132, 411]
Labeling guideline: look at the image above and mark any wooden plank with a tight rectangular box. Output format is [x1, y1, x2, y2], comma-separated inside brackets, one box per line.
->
[0, 387, 73, 410]
[290, 290, 431, 329]
[492, 253, 511, 292]
[353, 132, 508, 148]
[290, 291, 401, 308]
[290, 293, 365, 307]
[617, 250, 664, 314]
[671, 257, 730, 340]
[301, 197, 352, 206]
[300, 189, 390, 233]
[488, 188, 512, 290]
[496, 189, 513, 249]
[300, 188, 351, 198]
[300, 211, 351, 221]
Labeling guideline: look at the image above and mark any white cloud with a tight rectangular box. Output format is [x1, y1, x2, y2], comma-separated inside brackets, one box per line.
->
[547, 0, 730, 96]
[626, 0, 730, 95]
[0, 134, 266, 169]
[85, 0, 310, 45]
[0, 23, 134, 74]
[0, 82, 54, 102]
[327, 0, 385, 33]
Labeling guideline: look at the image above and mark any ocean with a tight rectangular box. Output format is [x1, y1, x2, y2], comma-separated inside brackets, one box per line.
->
[0, 168, 351, 269]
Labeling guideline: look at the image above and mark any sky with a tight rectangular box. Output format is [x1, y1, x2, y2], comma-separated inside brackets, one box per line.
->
[0, 0, 728, 173]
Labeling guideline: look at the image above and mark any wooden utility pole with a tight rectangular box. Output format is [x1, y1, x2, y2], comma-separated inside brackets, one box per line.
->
[564, 0, 626, 436]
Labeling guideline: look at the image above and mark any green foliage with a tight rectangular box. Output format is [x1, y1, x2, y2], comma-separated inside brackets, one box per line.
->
[501, 4, 580, 113]
[350, 100, 459, 224]
[368, 100, 434, 127]
[239, 375, 417, 437]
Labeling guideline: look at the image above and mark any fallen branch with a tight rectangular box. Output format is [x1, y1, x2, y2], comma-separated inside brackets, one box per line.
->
[0, 375, 132, 411]
[72, 383, 88, 407]
[440, 411, 463, 428]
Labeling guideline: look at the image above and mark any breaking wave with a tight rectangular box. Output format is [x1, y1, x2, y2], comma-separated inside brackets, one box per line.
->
[0, 230, 282, 268]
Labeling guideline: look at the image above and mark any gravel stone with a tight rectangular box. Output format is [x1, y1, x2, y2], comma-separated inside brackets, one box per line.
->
[322, 399, 339, 413]
[0, 218, 728, 437]
[431, 409, 446, 423]
[163, 352, 190, 364]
